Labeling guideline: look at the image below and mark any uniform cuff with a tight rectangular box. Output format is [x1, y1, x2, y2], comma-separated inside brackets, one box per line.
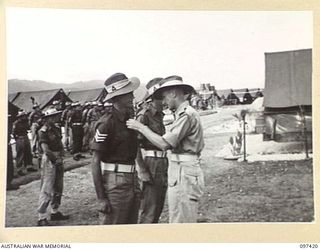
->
[162, 132, 178, 148]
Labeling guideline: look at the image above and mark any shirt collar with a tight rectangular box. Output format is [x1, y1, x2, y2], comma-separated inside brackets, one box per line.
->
[174, 101, 189, 116]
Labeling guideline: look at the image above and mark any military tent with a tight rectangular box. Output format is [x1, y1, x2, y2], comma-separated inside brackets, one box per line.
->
[8, 101, 19, 121]
[263, 48, 312, 143]
[12, 88, 72, 113]
[8, 92, 20, 102]
[67, 88, 106, 104]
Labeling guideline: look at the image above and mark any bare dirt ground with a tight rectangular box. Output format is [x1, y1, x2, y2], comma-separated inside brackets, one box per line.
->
[5, 106, 314, 227]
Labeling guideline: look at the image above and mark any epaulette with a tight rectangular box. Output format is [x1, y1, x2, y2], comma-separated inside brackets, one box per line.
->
[178, 106, 188, 117]
[40, 125, 48, 133]
[136, 107, 149, 117]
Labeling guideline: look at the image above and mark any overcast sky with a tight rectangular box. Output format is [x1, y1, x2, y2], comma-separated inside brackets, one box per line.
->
[6, 8, 312, 89]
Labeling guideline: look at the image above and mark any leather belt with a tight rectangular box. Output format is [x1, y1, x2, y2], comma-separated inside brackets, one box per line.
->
[16, 135, 27, 139]
[144, 150, 167, 158]
[101, 162, 135, 173]
[170, 153, 200, 162]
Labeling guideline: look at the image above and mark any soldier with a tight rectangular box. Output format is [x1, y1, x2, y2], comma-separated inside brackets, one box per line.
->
[29, 102, 43, 157]
[87, 101, 104, 144]
[81, 102, 92, 152]
[7, 114, 19, 190]
[242, 88, 253, 104]
[60, 101, 72, 151]
[103, 102, 113, 115]
[135, 77, 168, 224]
[91, 72, 141, 225]
[86, 101, 97, 144]
[127, 75, 205, 223]
[37, 107, 69, 226]
[68, 102, 84, 160]
[13, 110, 36, 175]
[255, 88, 264, 98]
[66, 102, 76, 152]
[226, 89, 240, 105]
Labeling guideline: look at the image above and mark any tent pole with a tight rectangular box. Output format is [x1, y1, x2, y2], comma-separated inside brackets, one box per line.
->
[299, 106, 309, 159]
[243, 113, 247, 162]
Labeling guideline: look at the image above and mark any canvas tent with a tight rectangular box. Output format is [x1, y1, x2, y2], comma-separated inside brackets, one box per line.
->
[263, 49, 312, 143]
[8, 92, 20, 102]
[8, 101, 20, 121]
[12, 88, 72, 113]
[67, 88, 107, 104]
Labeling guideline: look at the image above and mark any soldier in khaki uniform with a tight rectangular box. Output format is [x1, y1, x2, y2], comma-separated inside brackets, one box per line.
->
[127, 75, 205, 223]
[81, 102, 91, 152]
[135, 77, 168, 223]
[87, 101, 104, 144]
[29, 103, 43, 157]
[13, 110, 35, 175]
[68, 102, 84, 159]
[37, 107, 69, 226]
[60, 101, 72, 151]
[91, 72, 141, 225]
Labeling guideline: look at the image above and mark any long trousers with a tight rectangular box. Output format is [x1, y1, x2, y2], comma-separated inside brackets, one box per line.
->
[38, 152, 64, 214]
[15, 135, 33, 170]
[139, 156, 168, 223]
[31, 123, 39, 154]
[71, 125, 83, 154]
[99, 170, 141, 225]
[167, 158, 205, 223]
[7, 144, 14, 185]
[82, 123, 91, 152]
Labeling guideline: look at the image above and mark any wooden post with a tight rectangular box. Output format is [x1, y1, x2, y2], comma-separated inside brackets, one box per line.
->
[299, 106, 309, 159]
[242, 111, 247, 162]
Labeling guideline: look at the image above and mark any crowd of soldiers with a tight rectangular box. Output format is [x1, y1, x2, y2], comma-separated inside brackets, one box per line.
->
[7, 72, 206, 226]
[190, 88, 264, 109]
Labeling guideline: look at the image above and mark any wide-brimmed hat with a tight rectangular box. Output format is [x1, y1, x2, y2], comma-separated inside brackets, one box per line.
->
[32, 103, 40, 109]
[103, 73, 140, 102]
[133, 84, 148, 106]
[153, 75, 194, 99]
[17, 110, 28, 118]
[104, 102, 113, 107]
[145, 77, 164, 101]
[71, 101, 81, 107]
[44, 107, 62, 117]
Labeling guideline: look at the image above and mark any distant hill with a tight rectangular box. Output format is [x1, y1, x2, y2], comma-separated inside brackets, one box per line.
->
[8, 79, 104, 94]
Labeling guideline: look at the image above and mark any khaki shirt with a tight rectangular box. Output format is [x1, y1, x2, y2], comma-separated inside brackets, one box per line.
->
[90, 107, 138, 165]
[162, 101, 204, 155]
[136, 105, 165, 151]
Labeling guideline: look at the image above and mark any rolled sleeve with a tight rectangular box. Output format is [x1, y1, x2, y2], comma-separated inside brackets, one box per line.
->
[38, 131, 49, 146]
[162, 114, 191, 148]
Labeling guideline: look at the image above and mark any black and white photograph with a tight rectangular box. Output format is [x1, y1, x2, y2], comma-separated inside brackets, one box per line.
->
[5, 7, 314, 231]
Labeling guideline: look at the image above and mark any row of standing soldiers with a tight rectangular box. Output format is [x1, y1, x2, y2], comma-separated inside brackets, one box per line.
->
[10, 100, 111, 179]
[60, 101, 111, 158]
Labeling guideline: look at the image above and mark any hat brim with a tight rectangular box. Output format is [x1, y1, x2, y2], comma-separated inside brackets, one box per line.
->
[104, 77, 140, 102]
[44, 110, 62, 117]
[153, 83, 194, 99]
